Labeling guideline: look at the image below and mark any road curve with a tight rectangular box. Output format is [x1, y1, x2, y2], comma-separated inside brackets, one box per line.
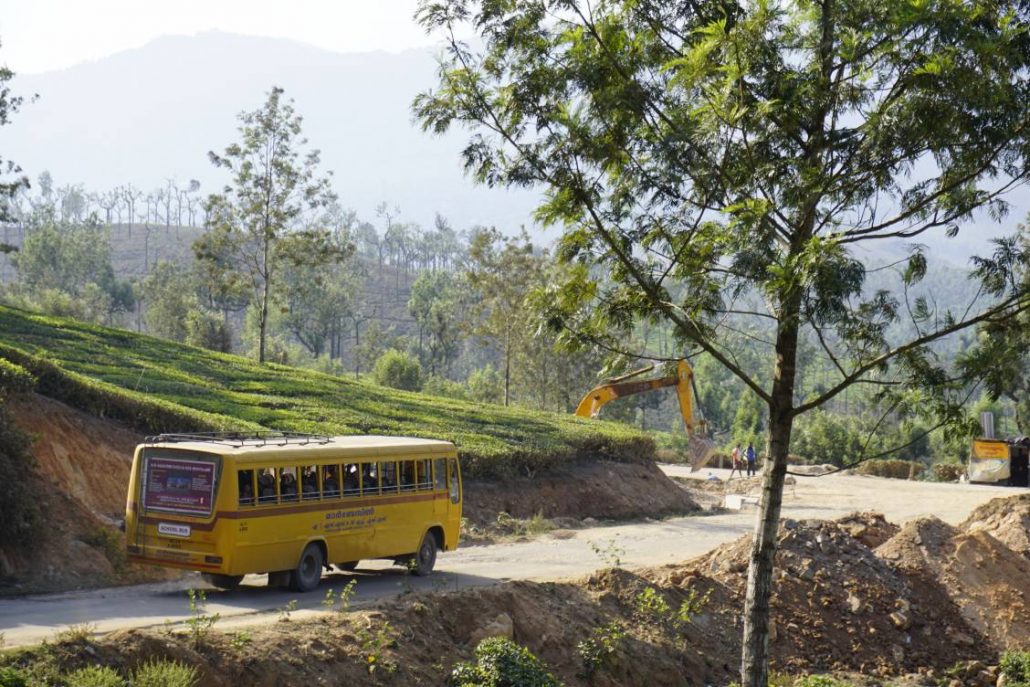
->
[0, 468, 1021, 648]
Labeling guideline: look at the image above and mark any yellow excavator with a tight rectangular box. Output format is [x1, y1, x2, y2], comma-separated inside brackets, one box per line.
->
[574, 359, 718, 470]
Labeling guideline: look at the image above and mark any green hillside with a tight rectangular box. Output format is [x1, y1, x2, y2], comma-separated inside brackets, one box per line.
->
[0, 306, 652, 478]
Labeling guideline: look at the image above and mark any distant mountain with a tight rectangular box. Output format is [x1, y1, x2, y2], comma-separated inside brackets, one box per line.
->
[0, 31, 543, 233]
[0, 30, 1025, 256]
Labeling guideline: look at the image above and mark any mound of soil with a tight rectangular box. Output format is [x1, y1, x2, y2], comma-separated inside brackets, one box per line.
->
[878, 516, 1030, 651]
[836, 512, 899, 549]
[686, 514, 988, 676]
[10, 508, 1030, 686]
[960, 493, 1030, 557]
[463, 460, 700, 527]
[4, 572, 740, 687]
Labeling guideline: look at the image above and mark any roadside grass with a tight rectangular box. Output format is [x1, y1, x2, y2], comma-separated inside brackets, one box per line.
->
[0, 305, 653, 478]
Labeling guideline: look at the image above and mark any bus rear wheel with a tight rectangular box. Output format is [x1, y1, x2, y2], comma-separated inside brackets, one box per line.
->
[201, 573, 244, 591]
[412, 531, 437, 577]
[290, 543, 324, 592]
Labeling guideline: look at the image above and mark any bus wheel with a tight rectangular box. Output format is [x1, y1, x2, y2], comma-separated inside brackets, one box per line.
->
[336, 561, 358, 572]
[201, 573, 244, 591]
[290, 543, 324, 592]
[412, 531, 437, 577]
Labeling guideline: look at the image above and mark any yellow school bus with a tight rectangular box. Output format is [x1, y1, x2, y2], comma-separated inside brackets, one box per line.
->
[124, 433, 461, 591]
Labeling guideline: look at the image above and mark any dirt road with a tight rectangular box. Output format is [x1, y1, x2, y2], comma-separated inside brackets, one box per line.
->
[0, 468, 1021, 648]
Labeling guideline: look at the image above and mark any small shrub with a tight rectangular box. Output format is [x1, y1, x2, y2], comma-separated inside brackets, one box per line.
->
[372, 349, 423, 391]
[853, 459, 922, 480]
[675, 587, 711, 627]
[449, 637, 562, 687]
[422, 375, 469, 400]
[278, 599, 298, 622]
[184, 589, 219, 647]
[634, 586, 671, 625]
[130, 660, 198, 687]
[932, 462, 964, 482]
[0, 358, 35, 394]
[55, 623, 97, 644]
[588, 538, 625, 568]
[229, 631, 251, 650]
[0, 666, 29, 687]
[794, 676, 858, 687]
[358, 621, 397, 676]
[576, 621, 625, 679]
[65, 665, 125, 687]
[1000, 649, 1030, 686]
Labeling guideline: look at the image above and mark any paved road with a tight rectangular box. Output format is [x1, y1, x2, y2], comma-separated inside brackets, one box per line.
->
[1, 468, 1021, 648]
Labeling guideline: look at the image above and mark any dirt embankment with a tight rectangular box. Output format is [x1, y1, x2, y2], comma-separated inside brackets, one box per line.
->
[463, 460, 699, 528]
[0, 394, 173, 594]
[1, 393, 697, 592]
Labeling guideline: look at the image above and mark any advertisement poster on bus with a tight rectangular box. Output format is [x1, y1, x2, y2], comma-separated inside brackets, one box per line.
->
[145, 457, 216, 516]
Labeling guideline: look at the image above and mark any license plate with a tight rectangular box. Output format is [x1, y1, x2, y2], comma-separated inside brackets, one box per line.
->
[158, 523, 191, 537]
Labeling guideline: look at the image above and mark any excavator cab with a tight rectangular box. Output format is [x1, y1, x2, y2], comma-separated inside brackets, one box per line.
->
[574, 359, 718, 471]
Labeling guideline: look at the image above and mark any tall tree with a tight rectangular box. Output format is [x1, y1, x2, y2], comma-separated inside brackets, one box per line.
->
[415, 1, 1030, 683]
[963, 220, 1030, 433]
[464, 228, 545, 406]
[408, 269, 466, 374]
[199, 86, 338, 363]
[0, 40, 29, 222]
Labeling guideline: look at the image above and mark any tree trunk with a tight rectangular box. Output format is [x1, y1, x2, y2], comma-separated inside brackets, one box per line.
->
[503, 326, 511, 407]
[259, 275, 269, 364]
[741, 310, 800, 687]
[354, 319, 361, 379]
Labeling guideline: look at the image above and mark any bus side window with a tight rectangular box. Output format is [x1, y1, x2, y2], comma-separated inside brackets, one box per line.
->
[399, 461, 415, 491]
[258, 468, 278, 505]
[238, 469, 255, 507]
[340, 464, 357, 497]
[380, 461, 398, 493]
[433, 458, 446, 490]
[280, 467, 298, 502]
[323, 464, 341, 499]
[362, 463, 379, 495]
[300, 465, 318, 500]
[417, 459, 432, 490]
[448, 459, 460, 504]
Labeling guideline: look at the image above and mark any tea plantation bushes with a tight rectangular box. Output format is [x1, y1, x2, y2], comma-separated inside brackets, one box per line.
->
[0, 306, 653, 478]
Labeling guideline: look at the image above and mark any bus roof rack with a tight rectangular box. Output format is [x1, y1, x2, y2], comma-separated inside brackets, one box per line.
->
[143, 431, 333, 448]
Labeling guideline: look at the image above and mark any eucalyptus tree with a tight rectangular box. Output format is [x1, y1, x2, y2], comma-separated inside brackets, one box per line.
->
[199, 86, 338, 363]
[415, 1, 1030, 683]
[0, 39, 28, 223]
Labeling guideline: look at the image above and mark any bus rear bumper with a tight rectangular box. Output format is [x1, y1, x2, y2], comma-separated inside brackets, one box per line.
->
[127, 546, 225, 572]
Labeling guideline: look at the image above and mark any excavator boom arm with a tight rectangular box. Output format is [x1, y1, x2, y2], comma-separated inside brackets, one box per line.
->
[574, 359, 714, 470]
[574, 360, 701, 433]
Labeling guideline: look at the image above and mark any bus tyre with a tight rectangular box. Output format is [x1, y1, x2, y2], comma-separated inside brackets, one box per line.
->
[290, 543, 324, 592]
[412, 531, 437, 577]
[201, 573, 244, 591]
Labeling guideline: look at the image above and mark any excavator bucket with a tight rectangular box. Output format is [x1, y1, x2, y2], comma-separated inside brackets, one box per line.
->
[687, 434, 719, 472]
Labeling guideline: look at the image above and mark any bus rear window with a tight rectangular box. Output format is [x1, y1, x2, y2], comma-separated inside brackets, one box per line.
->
[142, 449, 220, 517]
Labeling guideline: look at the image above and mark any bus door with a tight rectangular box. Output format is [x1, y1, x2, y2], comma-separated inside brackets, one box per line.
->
[433, 458, 449, 520]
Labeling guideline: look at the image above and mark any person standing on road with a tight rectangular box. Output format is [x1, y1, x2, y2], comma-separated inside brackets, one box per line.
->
[746, 442, 757, 477]
[730, 444, 743, 479]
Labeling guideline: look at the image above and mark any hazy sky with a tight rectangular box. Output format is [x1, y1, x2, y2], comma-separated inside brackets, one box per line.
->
[1, 0, 429, 73]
